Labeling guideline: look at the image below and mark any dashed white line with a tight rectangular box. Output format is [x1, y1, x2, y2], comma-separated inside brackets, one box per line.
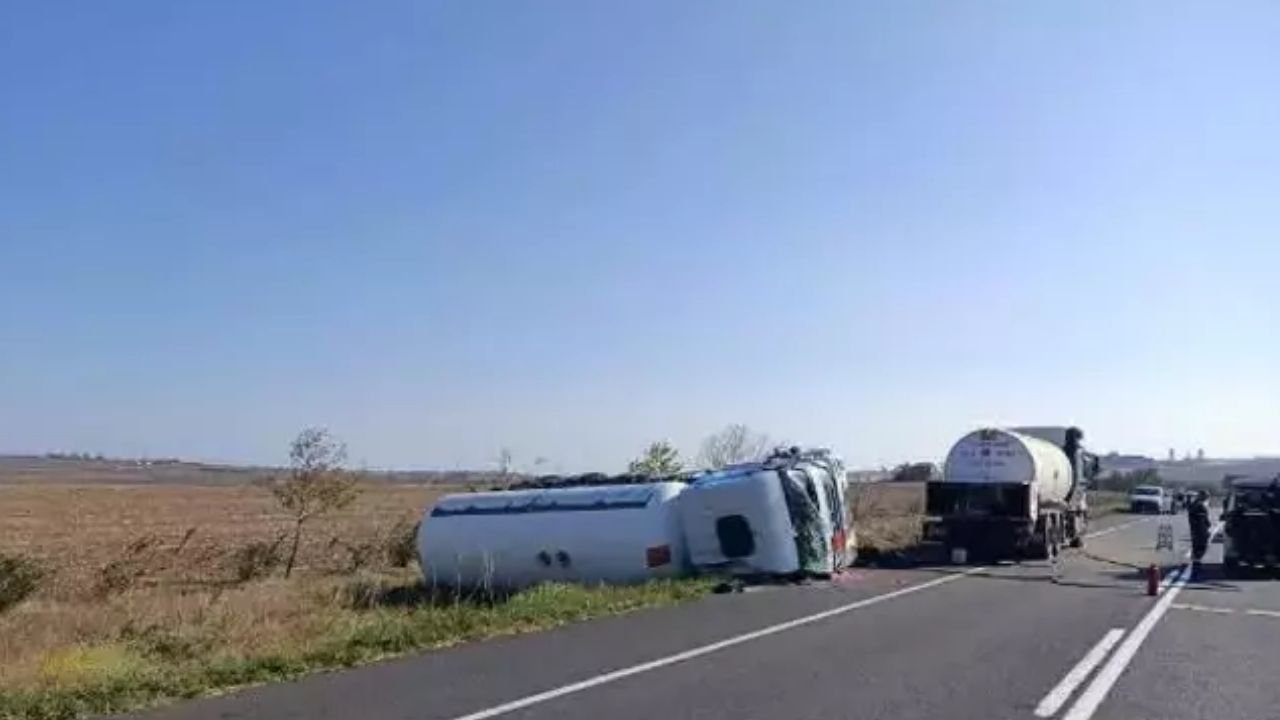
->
[1061, 565, 1189, 720]
[1172, 602, 1235, 615]
[1061, 521, 1222, 720]
[1034, 628, 1125, 718]
[445, 567, 986, 720]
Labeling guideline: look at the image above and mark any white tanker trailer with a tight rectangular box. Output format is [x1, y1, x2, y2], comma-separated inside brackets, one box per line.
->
[924, 426, 1097, 561]
[418, 482, 688, 590]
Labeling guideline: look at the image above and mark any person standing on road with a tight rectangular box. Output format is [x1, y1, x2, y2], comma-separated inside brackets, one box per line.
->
[1187, 490, 1211, 574]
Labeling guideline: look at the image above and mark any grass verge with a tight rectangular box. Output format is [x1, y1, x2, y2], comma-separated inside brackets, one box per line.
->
[1089, 491, 1129, 519]
[0, 576, 712, 720]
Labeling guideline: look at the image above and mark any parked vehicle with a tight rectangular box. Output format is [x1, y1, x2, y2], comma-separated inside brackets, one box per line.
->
[924, 426, 1094, 561]
[417, 482, 688, 589]
[678, 447, 855, 578]
[1128, 485, 1173, 514]
[1220, 476, 1280, 576]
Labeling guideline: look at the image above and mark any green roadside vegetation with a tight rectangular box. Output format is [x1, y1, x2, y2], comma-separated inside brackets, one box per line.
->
[0, 576, 713, 720]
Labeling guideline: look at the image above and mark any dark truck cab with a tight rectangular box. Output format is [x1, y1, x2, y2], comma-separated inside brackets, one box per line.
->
[1221, 476, 1280, 577]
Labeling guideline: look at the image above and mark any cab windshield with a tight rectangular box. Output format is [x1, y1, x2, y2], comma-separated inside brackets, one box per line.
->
[1230, 489, 1278, 512]
[1132, 487, 1161, 497]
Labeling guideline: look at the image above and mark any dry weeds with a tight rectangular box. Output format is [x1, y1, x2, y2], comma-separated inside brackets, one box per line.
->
[848, 482, 925, 552]
[0, 483, 445, 599]
[0, 482, 711, 719]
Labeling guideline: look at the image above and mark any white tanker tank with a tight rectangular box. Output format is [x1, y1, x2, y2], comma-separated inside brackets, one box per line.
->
[925, 427, 1091, 561]
[943, 429, 1077, 509]
[417, 482, 688, 590]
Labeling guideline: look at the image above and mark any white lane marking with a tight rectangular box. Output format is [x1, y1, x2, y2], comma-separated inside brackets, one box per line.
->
[1171, 604, 1280, 619]
[1173, 603, 1235, 615]
[1033, 628, 1125, 718]
[445, 568, 986, 720]
[1061, 564, 1189, 720]
[1062, 522, 1221, 720]
[1084, 518, 1145, 539]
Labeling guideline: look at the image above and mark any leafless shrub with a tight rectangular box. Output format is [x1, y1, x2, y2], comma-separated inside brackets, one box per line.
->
[0, 553, 45, 612]
[267, 428, 362, 578]
[96, 534, 164, 596]
[697, 424, 772, 469]
[384, 519, 420, 569]
[231, 534, 287, 583]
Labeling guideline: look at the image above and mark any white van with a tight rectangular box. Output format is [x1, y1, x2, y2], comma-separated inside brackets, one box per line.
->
[1128, 485, 1172, 514]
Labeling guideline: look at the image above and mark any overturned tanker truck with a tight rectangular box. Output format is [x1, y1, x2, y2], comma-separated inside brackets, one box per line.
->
[924, 427, 1099, 562]
[416, 446, 853, 589]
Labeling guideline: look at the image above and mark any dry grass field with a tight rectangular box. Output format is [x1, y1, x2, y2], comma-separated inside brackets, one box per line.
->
[0, 466, 1013, 719]
[848, 482, 926, 552]
[0, 475, 710, 719]
[0, 483, 447, 596]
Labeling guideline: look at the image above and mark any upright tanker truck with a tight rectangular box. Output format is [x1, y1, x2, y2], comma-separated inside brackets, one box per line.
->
[924, 426, 1099, 561]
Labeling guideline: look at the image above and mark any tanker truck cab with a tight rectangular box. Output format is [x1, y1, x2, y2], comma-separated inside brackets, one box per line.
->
[679, 447, 855, 579]
[925, 427, 1090, 562]
[1220, 476, 1280, 576]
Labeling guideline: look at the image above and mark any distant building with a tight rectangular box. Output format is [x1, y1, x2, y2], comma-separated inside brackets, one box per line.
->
[1099, 453, 1157, 476]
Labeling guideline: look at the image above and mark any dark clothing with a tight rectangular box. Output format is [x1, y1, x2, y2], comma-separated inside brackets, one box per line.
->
[1188, 500, 1211, 561]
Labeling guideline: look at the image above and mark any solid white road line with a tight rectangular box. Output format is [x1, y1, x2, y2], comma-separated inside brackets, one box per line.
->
[1061, 521, 1222, 720]
[1033, 628, 1125, 718]
[1060, 565, 1188, 720]
[445, 568, 986, 720]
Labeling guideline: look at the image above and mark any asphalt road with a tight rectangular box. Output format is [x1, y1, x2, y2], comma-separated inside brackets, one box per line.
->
[125, 511, 1279, 720]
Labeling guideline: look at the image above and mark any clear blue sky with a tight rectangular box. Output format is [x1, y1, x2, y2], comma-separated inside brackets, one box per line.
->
[2, 2, 1277, 471]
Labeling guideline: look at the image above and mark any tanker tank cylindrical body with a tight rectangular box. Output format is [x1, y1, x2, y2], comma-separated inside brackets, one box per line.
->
[417, 482, 688, 590]
[943, 428, 1075, 508]
[926, 427, 1090, 562]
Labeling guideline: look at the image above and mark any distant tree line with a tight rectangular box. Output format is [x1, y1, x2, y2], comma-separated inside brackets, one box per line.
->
[1093, 468, 1163, 493]
[42, 452, 184, 465]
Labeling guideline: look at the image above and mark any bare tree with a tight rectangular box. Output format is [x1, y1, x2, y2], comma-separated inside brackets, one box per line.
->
[269, 428, 361, 578]
[698, 424, 772, 469]
[629, 441, 683, 477]
[495, 446, 516, 487]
